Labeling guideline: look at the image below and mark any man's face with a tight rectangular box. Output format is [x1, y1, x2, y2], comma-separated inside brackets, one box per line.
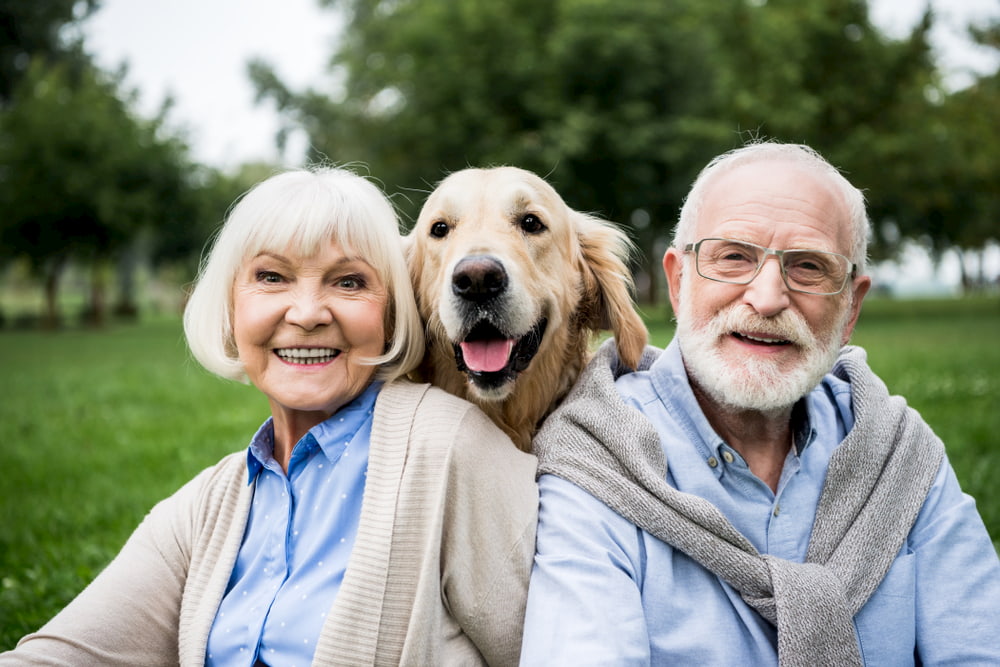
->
[664, 160, 870, 413]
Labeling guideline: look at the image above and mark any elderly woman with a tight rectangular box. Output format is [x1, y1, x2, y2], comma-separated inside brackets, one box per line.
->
[2, 167, 538, 666]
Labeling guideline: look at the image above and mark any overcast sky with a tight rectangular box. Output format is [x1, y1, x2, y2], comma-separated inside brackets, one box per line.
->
[82, 0, 998, 172]
[82, 0, 340, 170]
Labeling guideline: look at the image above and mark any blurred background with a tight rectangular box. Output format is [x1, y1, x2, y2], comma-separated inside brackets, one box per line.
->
[1, 0, 998, 327]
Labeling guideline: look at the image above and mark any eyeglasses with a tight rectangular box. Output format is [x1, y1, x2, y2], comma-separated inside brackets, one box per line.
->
[683, 238, 855, 296]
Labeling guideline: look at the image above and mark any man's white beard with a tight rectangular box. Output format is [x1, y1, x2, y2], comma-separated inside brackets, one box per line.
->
[675, 278, 851, 413]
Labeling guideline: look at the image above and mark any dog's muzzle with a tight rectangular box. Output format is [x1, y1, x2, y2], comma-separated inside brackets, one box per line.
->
[453, 318, 548, 392]
[449, 255, 547, 394]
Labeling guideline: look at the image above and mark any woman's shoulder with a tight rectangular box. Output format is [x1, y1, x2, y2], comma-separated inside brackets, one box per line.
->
[375, 379, 532, 462]
[376, 378, 480, 424]
[149, 450, 249, 523]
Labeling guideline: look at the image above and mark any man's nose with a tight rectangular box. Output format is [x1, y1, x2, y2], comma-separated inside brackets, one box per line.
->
[742, 255, 790, 317]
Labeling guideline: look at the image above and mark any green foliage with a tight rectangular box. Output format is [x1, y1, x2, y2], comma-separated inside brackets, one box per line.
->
[0, 61, 136, 267]
[149, 163, 272, 279]
[0, 58, 204, 324]
[0, 0, 100, 103]
[258, 0, 726, 227]
[252, 0, 999, 303]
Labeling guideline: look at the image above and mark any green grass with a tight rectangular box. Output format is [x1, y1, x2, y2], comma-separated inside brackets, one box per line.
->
[0, 319, 270, 649]
[1, 296, 997, 649]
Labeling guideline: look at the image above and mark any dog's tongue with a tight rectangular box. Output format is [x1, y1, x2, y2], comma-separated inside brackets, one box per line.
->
[460, 339, 514, 373]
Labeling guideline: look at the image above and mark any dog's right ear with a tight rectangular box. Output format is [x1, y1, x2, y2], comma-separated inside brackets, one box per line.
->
[573, 212, 648, 370]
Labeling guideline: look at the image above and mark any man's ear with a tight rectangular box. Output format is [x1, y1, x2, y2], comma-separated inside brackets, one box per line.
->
[841, 274, 872, 345]
[663, 247, 684, 316]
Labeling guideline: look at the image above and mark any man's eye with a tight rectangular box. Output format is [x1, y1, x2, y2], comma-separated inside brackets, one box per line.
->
[792, 260, 822, 272]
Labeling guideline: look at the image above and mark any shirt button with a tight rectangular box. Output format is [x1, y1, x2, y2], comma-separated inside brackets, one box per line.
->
[722, 451, 734, 464]
[707, 456, 719, 468]
[773, 504, 781, 517]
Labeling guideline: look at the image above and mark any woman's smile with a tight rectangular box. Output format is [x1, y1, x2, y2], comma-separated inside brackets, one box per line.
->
[274, 347, 342, 365]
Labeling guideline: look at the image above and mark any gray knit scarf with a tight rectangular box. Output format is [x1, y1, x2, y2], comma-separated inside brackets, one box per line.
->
[535, 340, 944, 667]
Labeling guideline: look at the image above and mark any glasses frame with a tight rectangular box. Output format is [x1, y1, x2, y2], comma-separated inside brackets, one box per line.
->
[683, 237, 856, 296]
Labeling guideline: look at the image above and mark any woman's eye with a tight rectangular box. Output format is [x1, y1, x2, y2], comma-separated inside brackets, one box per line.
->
[338, 275, 366, 290]
[255, 270, 283, 283]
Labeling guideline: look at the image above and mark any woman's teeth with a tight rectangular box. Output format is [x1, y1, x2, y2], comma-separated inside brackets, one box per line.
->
[275, 348, 339, 364]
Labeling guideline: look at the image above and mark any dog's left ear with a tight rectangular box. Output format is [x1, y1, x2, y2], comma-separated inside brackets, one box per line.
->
[573, 212, 648, 370]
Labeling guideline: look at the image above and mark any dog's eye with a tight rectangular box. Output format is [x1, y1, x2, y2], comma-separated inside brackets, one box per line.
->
[519, 214, 546, 234]
[429, 221, 450, 238]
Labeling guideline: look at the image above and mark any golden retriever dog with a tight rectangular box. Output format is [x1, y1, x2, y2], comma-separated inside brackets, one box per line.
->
[406, 166, 647, 451]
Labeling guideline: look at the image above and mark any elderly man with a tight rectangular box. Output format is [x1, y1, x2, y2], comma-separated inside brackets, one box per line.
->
[519, 142, 1000, 666]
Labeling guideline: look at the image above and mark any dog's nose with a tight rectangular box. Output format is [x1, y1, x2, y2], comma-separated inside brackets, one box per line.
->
[452, 255, 508, 303]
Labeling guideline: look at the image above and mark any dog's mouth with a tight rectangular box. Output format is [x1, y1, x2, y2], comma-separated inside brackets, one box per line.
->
[453, 318, 548, 389]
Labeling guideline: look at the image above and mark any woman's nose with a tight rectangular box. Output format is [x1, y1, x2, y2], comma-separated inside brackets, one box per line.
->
[285, 289, 334, 330]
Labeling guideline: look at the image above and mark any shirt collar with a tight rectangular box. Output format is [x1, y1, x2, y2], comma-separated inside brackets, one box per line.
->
[651, 339, 817, 462]
[244, 380, 383, 484]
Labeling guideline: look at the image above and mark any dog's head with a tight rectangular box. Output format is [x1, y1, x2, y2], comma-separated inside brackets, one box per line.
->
[406, 166, 646, 413]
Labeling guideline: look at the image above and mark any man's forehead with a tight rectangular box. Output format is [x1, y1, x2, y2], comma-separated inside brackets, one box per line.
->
[698, 160, 850, 239]
[705, 159, 826, 194]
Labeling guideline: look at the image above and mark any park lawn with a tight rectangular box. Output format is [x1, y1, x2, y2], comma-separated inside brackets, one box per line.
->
[1, 296, 998, 649]
[0, 319, 270, 649]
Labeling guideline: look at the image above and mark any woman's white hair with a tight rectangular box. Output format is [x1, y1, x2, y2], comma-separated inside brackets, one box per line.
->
[183, 166, 425, 384]
[673, 141, 871, 271]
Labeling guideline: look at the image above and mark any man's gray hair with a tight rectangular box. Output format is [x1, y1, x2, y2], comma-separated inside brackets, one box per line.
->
[673, 142, 871, 271]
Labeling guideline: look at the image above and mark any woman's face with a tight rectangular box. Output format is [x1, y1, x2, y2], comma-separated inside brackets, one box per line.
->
[231, 239, 388, 431]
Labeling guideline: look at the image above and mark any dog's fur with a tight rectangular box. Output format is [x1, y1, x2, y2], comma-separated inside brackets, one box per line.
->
[406, 166, 647, 451]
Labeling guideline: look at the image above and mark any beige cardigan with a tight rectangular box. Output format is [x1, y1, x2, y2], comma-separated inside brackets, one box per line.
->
[3, 380, 538, 666]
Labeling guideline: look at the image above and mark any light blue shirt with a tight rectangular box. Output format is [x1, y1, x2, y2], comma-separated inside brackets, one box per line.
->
[206, 381, 380, 667]
[521, 341, 1000, 665]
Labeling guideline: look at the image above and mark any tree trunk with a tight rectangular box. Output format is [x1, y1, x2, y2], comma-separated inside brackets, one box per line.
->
[85, 261, 108, 327]
[114, 246, 140, 319]
[42, 263, 62, 329]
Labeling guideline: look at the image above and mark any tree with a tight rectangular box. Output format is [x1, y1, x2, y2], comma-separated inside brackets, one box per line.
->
[888, 16, 1000, 289]
[150, 161, 276, 282]
[252, 0, 726, 302]
[0, 59, 196, 325]
[252, 0, 987, 301]
[0, 0, 99, 104]
[703, 0, 942, 261]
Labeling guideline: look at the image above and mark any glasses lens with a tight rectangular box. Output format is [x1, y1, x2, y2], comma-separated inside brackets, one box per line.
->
[782, 250, 850, 294]
[693, 239, 852, 295]
[696, 239, 760, 283]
